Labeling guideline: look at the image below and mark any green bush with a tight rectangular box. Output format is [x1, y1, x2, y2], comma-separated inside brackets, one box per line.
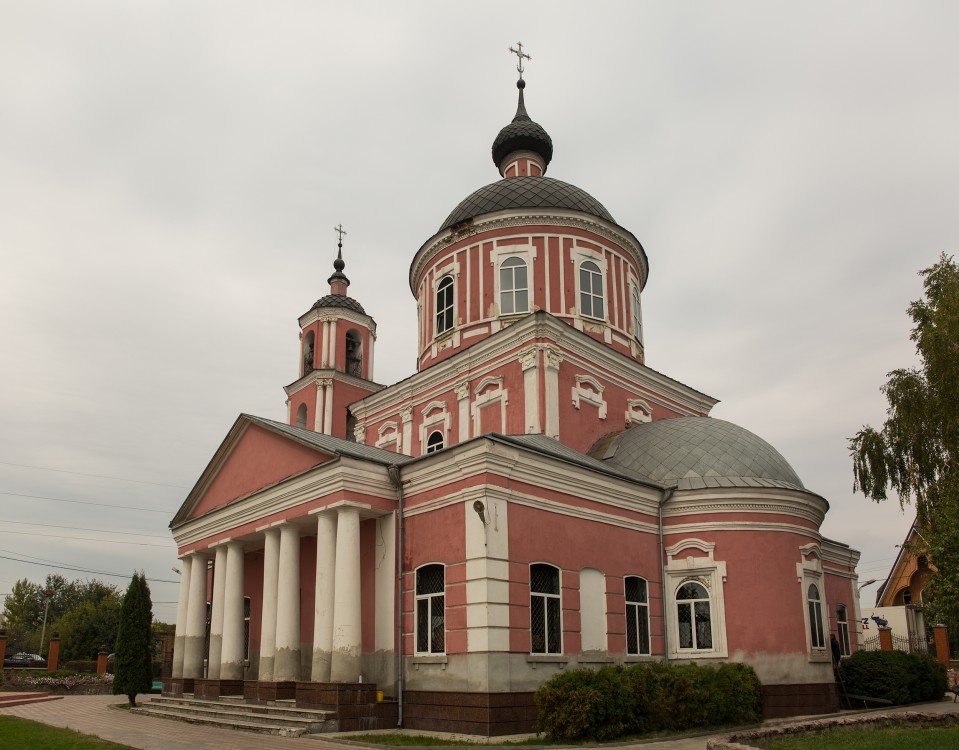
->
[838, 650, 948, 704]
[534, 661, 763, 741]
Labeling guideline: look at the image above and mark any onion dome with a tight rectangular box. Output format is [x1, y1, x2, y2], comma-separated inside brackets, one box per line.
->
[439, 176, 614, 232]
[492, 78, 553, 173]
[311, 237, 366, 314]
[590, 417, 805, 491]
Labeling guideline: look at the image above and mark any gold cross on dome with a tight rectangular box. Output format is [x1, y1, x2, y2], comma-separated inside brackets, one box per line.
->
[333, 224, 347, 245]
[508, 42, 531, 77]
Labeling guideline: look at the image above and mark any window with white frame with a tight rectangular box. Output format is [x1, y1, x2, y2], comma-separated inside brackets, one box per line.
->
[426, 430, 444, 453]
[630, 285, 643, 343]
[415, 564, 445, 654]
[579, 260, 604, 319]
[665, 539, 728, 658]
[500, 256, 529, 314]
[625, 576, 650, 655]
[807, 583, 825, 649]
[676, 581, 713, 650]
[530, 563, 561, 654]
[836, 604, 850, 656]
[435, 276, 454, 334]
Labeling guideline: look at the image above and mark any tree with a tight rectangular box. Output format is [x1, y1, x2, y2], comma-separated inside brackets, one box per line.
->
[850, 253, 959, 630]
[1, 579, 43, 653]
[112, 572, 154, 707]
[53, 595, 122, 661]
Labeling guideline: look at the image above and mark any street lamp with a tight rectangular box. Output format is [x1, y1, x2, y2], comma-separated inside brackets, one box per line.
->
[857, 578, 878, 592]
[38, 588, 53, 658]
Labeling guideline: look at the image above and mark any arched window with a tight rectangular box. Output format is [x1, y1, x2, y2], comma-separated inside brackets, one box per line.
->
[625, 576, 650, 655]
[676, 581, 712, 650]
[295, 403, 308, 428]
[303, 331, 315, 375]
[415, 564, 445, 654]
[902, 589, 913, 605]
[807, 584, 825, 649]
[579, 260, 604, 319]
[836, 604, 850, 656]
[500, 256, 528, 314]
[631, 285, 643, 342]
[530, 563, 561, 654]
[436, 276, 454, 334]
[345, 410, 357, 443]
[426, 430, 444, 453]
[345, 330, 362, 377]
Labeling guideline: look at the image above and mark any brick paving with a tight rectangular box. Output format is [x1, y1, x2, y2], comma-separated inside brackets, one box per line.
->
[1, 692, 958, 750]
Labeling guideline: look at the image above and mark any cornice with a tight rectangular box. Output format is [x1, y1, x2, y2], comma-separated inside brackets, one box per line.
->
[297, 305, 375, 331]
[284, 368, 385, 398]
[667, 488, 828, 526]
[410, 210, 648, 294]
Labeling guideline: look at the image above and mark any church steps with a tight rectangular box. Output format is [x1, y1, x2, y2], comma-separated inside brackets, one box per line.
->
[134, 696, 336, 736]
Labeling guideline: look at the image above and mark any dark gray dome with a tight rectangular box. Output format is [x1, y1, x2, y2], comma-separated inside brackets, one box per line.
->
[439, 176, 615, 232]
[591, 417, 804, 491]
[492, 79, 553, 172]
[310, 294, 366, 314]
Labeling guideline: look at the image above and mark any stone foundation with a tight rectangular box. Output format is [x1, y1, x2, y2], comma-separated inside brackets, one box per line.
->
[762, 682, 839, 719]
[193, 678, 243, 698]
[402, 690, 538, 736]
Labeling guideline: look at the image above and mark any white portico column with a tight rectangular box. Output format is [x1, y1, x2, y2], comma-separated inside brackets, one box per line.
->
[207, 545, 228, 679]
[258, 526, 280, 681]
[330, 506, 362, 682]
[274, 523, 301, 682]
[220, 540, 246, 679]
[311, 511, 337, 681]
[172, 555, 193, 679]
[182, 552, 209, 679]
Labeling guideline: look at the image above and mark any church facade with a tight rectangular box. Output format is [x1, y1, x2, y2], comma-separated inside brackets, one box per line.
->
[167, 62, 863, 734]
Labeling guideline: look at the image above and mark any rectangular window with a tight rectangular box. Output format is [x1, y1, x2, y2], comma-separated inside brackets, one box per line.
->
[625, 576, 650, 655]
[530, 563, 562, 654]
[415, 564, 445, 654]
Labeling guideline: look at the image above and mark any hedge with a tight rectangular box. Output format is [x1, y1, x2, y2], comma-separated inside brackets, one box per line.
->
[534, 662, 763, 741]
[838, 649, 947, 704]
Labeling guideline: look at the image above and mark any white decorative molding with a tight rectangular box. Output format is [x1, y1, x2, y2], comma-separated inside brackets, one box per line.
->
[400, 405, 414, 423]
[572, 375, 607, 419]
[664, 538, 729, 659]
[419, 400, 451, 452]
[472, 376, 508, 435]
[454, 380, 470, 401]
[518, 346, 539, 371]
[353, 422, 366, 444]
[626, 398, 653, 426]
[376, 421, 402, 452]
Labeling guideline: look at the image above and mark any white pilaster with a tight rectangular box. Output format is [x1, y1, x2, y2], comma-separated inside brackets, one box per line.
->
[519, 347, 541, 433]
[207, 545, 228, 679]
[323, 380, 334, 434]
[172, 555, 193, 679]
[311, 512, 337, 682]
[401, 406, 413, 456]
[258, 527, 280, 681]
[220, 540, 246, 679]
[321, 319, 330, 367]
[330, 507, 362, 682]
[455, 381, 470, 442]
[183, 552, 208, 679]
[274, 523, 301, 682]
[314, 382, 325, 432]
[544, 346, 562, 439]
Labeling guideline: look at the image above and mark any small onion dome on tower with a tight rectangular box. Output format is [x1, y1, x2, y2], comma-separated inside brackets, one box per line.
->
[492, 77, 553, 177]
[310, 229, 366, 315]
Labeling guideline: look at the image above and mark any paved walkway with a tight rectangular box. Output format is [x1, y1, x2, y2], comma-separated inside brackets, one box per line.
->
[2, 692, 959, 750]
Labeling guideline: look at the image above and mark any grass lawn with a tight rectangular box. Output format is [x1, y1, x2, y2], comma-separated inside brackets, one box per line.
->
[753, 725, 959, 750]
[0, 715, 132, 749]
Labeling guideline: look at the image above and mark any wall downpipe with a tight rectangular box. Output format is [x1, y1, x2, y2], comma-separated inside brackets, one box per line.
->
[387, 464, 405, 727]
[658, 485, 677, 663]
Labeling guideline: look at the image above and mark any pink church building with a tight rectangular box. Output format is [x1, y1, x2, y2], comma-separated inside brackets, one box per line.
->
[167, 63, 863, 735]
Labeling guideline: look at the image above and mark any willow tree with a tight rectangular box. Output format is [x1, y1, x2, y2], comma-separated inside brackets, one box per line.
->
[850, 253, 959, 629]
[112, 572, 154, 707]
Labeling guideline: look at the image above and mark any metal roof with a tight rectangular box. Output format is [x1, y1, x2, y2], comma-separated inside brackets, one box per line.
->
[309, 294, 366, 315]
[439, 176, 615, 232]
[591, 417, 805, 491]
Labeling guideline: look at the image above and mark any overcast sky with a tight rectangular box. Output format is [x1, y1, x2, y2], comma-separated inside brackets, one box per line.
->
[2, 2, 956, 625]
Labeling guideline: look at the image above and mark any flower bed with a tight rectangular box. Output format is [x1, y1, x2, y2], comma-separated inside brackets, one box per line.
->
[0, 671, 114, 695]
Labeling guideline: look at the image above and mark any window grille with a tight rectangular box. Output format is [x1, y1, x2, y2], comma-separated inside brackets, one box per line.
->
[436, 276, 454, 334]
[530, 563, 561, 654]
[807, 584, 825, 649]
[836, 604, 850, 656]
[676, 582, 712, 650]
[625, 576, 650, 655]
[415, 564, 445, 654]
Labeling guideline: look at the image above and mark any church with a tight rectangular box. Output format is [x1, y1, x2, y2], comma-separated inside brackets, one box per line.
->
[167, 50, 863, 735]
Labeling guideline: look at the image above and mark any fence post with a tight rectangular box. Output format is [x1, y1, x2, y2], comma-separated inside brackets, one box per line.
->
[878, 626, 893, 651]
[47, 632, 60, 672]
[97, 648, 109, 675]
[933, 624, 950, 666]
[0, 628, 6, 675]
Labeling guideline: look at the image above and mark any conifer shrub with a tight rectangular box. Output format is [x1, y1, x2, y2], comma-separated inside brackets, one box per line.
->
[112, 572, 153, 707]
[838, 649, 948, 704]
[534, 661, 763, 741]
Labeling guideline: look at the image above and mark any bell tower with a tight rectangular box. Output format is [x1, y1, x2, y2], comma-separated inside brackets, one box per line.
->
[285, 227, 381, 438]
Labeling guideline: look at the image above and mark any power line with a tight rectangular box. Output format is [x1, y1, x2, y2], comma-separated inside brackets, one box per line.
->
[0, 553, 179, 584]
[0, 460, 188, 489]
[1, 491, 172, 514]
[0, 519, 171, 540]
[0, 529, 173, 548]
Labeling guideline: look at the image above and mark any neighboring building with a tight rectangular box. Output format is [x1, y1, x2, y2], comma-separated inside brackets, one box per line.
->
[167, 63, 863, 733]
[862, 520, 932, 651]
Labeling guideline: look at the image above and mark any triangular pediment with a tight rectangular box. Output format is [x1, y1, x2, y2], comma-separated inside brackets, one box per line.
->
[172, 415, 337, 525]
